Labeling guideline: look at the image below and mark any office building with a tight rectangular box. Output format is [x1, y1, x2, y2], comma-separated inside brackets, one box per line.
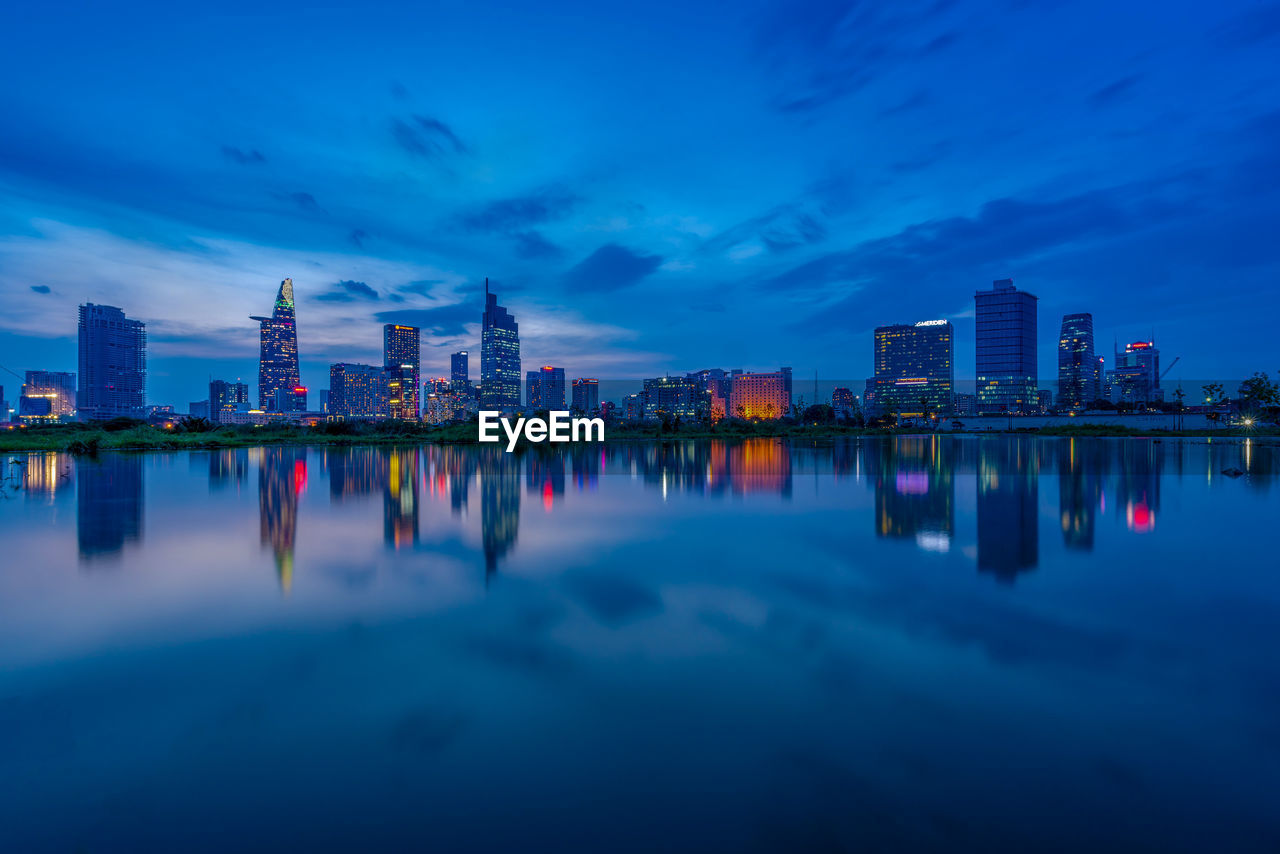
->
[729, 368, 792, 420]
[1057, 313, 1098, 409]
[975, 279, 1038, 414]
[78, 303, 146, 420]
[480, 280, 521, 410]
[1106, 341, 1162, 404]
[384, 324, 420, 420]
[19, 370, 77, 423]
[328, 363, 382, 418]
[867, 320, 954, 417]
[451, 350, 469, 390]
[643, 375, 704, 420]
[571, 378, 599, 414]
[251, 278, 300, 411]
[831, 387, 855, 419]
[209, 379, 250, 422]
[526, 365, 566, 410]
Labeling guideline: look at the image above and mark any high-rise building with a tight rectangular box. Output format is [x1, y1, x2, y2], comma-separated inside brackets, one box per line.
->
[480, 280, 521, 410]
[1057, 313, 1097, 409]
[251, 278, 300, 411]
[1106, 340, 1162, 404]
[451, 350, 469, 389]
[975, 279, 1038, 414]
[0, 385, 7, 422]
[328, 363, 382, 418]
[642, 376, 704, 420]
[867, 320, 953, 417]
[19, 370, 77, 423]
[831, 387, 855, 419]
[571, 378, 599, 414]
[687, 369, 732, 420]
[78, 303, 146, 420]
[526, 366, 566, 410]
[209, 379, 250, 422]
[384, 324, 420, 420]
[729, 368, 792, 420]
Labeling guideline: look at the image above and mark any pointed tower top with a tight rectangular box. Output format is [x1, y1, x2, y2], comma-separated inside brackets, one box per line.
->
[277, 277, 295, 309]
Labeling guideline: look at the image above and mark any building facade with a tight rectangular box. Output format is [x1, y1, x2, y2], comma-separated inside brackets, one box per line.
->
[383, 324, 421, 420]
[480, 281, 521, 410]
[975, 279, 1038, 414]
[571, 378, 599, 414]
[209, 379, 250, 422]
[251, 278, 300, 411]
[1057, 312, 1098, 409]
[526, 366, 566, 410]
[868, 320, 954, 417]
[78, 303, 146, 420]
[328, 363, 382, 418]
[1106, 341, 1162, 404]
[642, 376, 704, 420]
[19, 370, 77, 423]
[451, 350, 469, 389]
[729, 368, 792, 420]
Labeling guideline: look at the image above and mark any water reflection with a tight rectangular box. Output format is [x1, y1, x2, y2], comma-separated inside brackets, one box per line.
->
[258, 447, 305, 591]
[977, 436, 1039, 583]
[871, 435, 954, 552]
[77, 454, 143, 563]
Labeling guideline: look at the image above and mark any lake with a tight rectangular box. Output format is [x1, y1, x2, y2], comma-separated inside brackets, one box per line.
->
[1, 436, 1277, 852]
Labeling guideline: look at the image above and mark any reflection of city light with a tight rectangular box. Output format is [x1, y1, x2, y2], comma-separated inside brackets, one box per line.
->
[895, 471, 929, 495]
[915, 531, 951, 552]
[542, 479, 553, 512]
[1126, 500, 1154, 533]
[293, 460, 307, 493]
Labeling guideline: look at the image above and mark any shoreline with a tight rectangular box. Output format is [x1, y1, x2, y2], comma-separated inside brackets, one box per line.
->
[1, 423, 1276, 454]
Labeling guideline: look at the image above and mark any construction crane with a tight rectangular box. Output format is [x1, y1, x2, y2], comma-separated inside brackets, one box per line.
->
[1160, 356, 1180, 380]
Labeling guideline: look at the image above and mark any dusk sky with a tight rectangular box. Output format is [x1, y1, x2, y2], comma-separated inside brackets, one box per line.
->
[2, 0, 1278, 406]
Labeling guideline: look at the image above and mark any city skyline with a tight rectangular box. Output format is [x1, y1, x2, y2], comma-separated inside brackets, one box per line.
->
[2, 1, 1279, 407]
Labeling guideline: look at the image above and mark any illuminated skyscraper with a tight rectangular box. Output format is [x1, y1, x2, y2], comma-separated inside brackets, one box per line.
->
[78, 303, 146, 420]
[328, 363, 382, 418]
[19, 370, 77, 423]
[868, 320, 953, 416]
[571, 378, 599, 414]
[383, 324, 421, 420]
[526, 365, 566, 410]
[451, 350, 469, 389]
[209, 379, 249, 422]
[728, 368, 792, 420]
[1106, 340, 1162, 404]
[251, 278, 301, 411]
[975, 279, 1038, 414]
[1057, 313, 1097, 409]
[480, 280, 521, 410]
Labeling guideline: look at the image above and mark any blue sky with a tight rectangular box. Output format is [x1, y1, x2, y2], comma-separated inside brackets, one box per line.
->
[2, 0, 1278, 406]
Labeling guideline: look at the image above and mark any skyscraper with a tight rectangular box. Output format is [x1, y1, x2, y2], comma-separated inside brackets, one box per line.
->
[251, 278, 300, 412]
[1106, 340, 1162, 404]
[209, 379, 250, 422]
[383, 324, 421, 420]
[451, 350, 469, 389]
[78, 303, 146, 420]
[526, 366, 566, 410]
[867, 320, 954, 416]
[1057, 313, 1097, 409]
[480, 279, 520, 410]
[18, 370, 77, 423]
[328, 363, 382, 418]
[571, 378, 599, 414]
[975, 279, 1038, 414]
[729, 368, 792, 420]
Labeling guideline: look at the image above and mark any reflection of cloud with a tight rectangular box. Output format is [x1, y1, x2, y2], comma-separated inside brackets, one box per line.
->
[565, 571, 663, 625]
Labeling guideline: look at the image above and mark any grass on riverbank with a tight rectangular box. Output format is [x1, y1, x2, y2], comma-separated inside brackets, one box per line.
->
[1, 418, 1277, 454]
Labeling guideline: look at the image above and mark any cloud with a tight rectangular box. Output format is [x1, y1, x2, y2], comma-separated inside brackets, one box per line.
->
[29, 284, 51, 294]
[702, 205, 828, 257]
[373, 302, 476, 336]
[512, 230, 563, 260]
[563, 244, 664, 292]
[460, 188, 580, 233]
[220, 145, 266, 165]
[316, 280, 379, 302]
[1217, 2, 1280, 46]
[391, 114, 468, 159]
[349, 229, 369, 249]
[287, 191, 320, 212]
[1091, 75, 1141, 107]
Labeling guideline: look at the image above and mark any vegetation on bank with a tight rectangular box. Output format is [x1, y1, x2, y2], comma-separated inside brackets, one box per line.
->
[1, 414, 1278, 454]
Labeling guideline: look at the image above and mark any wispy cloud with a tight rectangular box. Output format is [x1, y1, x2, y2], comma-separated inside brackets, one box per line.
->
[316, 279, 380, 302]
[220, 145, 266, 165]
[391, 114, 469, 159]
[563, 244, 664, 292]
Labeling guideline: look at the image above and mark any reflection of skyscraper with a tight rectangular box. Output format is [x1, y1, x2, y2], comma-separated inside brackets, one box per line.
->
[526, 452, 566, 511]
[480, 280, 521, 410]
[1115, 440, 1161, 533]
[873, 436, 955, 551]
[977, 437, 1038, 582]
[251, 278, 301, 412]
[479, 449, 520, 581]
[77, 454, 144, 562]
[209, 448, 249, 491]
[728, 438, 792, 497]
[1058, 437, 1102, 549]
[259, 447, 305, 591]
[384, 448, 420, 548]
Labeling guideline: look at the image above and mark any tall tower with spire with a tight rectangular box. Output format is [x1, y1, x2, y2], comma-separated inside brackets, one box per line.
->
[251, 278, 301, 411]
[480, 278, 521, 410]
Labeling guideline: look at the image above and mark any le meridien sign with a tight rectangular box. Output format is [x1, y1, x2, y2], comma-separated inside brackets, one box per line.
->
[479, 411, 605, 452]
[914, 319, 948, 327]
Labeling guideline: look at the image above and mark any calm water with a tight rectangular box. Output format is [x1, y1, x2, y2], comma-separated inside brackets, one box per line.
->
[1, 437, 1277, 852]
